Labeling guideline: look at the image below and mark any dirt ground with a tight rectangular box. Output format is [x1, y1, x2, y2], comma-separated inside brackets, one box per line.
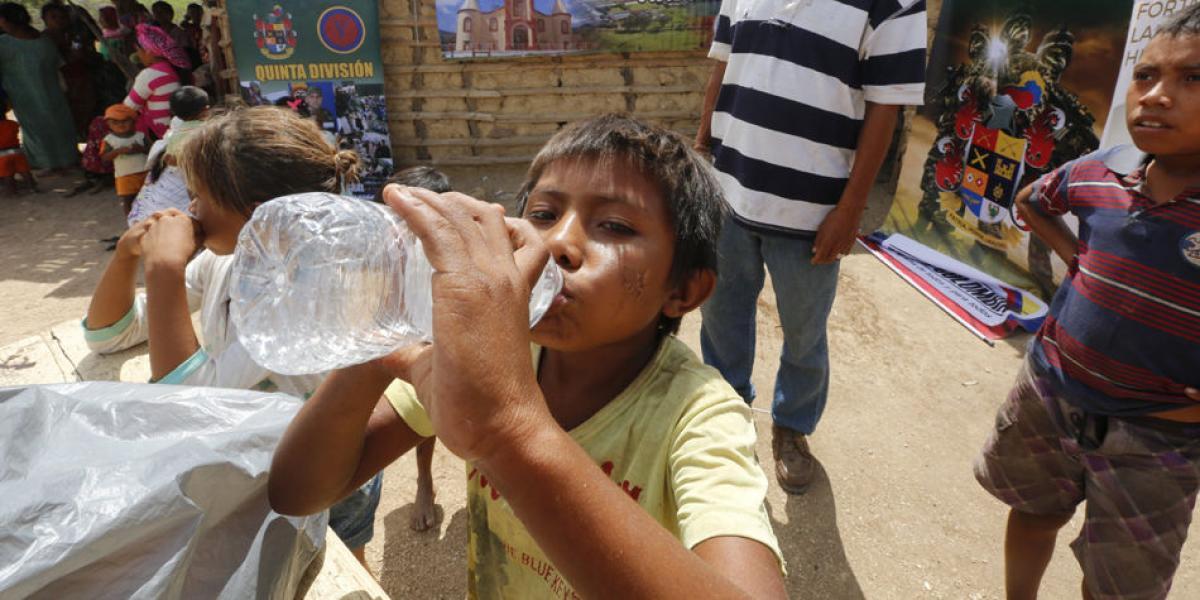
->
[2, 173, 1197, 599]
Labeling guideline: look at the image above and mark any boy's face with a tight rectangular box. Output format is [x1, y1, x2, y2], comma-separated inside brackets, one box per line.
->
[522, 157, 684, 352]
[1126, 33, 1200, 157]
[106, 118, 134, 135]
[306, 92, 322, 109]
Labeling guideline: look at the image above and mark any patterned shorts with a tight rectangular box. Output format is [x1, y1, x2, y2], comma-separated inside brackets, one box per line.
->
[975, 358, 1200, 600]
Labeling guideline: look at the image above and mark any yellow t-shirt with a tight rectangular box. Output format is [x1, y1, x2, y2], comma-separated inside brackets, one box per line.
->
[385, 336, 783, 599]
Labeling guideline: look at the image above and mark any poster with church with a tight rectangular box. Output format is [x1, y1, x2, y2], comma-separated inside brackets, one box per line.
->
[437, 0, 720, 58]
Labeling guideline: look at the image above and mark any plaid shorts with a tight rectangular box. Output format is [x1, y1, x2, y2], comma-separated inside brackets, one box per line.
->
[975, 358, 1200, 600]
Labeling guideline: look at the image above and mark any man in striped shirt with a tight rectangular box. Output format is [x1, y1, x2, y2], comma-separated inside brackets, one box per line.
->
[974, 8, 1200, 598]
[695, 0, 927, 493]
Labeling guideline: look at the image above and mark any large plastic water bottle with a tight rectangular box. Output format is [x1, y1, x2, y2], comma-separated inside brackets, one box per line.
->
[229, 192, 563, 376]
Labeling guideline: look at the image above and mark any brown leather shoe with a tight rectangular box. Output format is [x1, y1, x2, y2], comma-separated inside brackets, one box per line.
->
[772, 425, 816, 494]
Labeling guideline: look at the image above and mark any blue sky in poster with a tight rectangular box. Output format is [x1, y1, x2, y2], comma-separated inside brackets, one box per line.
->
[436, 0, 602, 32]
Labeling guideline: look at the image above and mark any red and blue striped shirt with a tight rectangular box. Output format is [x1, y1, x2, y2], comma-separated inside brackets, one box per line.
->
[1029, 146, 1200, 416]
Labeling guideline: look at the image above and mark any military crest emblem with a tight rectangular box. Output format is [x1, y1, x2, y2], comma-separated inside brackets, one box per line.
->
[960, 124, 1027, 225]
[254, 5, 298, 60]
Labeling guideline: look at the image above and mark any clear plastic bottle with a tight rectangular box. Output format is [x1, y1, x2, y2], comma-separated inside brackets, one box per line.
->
[229, 192, 563, 375]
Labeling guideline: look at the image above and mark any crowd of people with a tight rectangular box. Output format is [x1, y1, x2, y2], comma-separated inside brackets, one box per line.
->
[4, 0, 1198, 598]
[0, 0, 212, 201]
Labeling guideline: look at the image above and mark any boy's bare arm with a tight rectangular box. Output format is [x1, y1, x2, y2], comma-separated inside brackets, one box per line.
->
[1014, 184, 1078, 264]
[812, 101, 899, 264]
[382, 187, 786, 599]
[695, 59, 727, 153]
[269, 360, 426, 516]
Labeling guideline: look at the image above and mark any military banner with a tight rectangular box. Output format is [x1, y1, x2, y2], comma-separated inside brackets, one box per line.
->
[436, 0, 719, 58]
[227, 1, 393, 199]
[1101, 0, 1200, 149]
[881, 1, 1132, 324]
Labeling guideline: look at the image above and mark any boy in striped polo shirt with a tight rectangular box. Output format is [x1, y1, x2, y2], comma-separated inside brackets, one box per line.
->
[696, 0, 928, 493]
[974, 7, 1200, 599]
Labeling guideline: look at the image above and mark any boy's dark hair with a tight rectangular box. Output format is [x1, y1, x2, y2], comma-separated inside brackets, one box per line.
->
[1158, 4, 1200, 38]
[0, 3, 31, 27]
[516, 113, 727, 336]
[169, 86, 210, 120]
[374, 166, 451, 201]
[151, 1, 172, 16]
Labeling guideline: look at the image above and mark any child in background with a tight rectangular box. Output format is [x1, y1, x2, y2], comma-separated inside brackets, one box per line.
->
[101, 103, 149, 219]
[0, 105, 36, 195]
[372, 165, 452, 532]
[974, 7, 1200, 599]
[71, 116, 116, 198]
[269, 115, 787, 598]
[127, 86, 210, 225]
[98, 6, 131, 63]
[82, 106, 382, 569]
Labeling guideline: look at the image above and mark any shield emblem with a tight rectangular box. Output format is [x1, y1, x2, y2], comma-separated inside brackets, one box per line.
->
[959, 124, 1026, 224]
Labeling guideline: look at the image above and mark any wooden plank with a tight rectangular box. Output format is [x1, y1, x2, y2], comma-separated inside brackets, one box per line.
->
[378, 18, 438, 27]
[302, 533, 390, 600]
[393, 135, 550, 148]
[390, 111, 496, 122]
[383, 39, 442, 47]
[383, 58, 710, 76]
[385, 84, 697, 100]
[416, 155, 536, 166]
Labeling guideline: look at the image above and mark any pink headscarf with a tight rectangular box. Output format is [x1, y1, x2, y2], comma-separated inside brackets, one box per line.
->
[136, 23, 190, 69]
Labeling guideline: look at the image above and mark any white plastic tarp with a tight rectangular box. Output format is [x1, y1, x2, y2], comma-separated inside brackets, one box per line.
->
[0, 382, 326, 599]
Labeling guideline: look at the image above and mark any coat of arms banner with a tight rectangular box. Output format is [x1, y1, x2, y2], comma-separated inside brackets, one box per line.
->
[227, 1, 395, 198]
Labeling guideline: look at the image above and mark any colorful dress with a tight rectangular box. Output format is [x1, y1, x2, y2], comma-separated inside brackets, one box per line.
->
[0, 35, 79, 169]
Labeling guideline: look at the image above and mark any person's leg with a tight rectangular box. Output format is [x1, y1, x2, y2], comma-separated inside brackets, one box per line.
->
[1, 175, 15, 196]
[975, 360, 1088, 598]
[121, 194, 134, 216]
[328, 472, 384, 574]
[1006, 508, 1075, 600]
[410, 437, 440, 531]
[699, 215, 766, 403]
[759, 235, 839, 436]
[1070, 417, 1200, 600]
[21, 169, 37, 193]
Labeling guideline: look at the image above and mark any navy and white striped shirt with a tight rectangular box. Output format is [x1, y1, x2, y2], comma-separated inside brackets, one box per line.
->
[709, 0, 927, 234]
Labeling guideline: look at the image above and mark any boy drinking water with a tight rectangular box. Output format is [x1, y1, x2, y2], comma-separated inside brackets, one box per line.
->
[974, 7, 1200, 599]
[270, 115, 786, 598]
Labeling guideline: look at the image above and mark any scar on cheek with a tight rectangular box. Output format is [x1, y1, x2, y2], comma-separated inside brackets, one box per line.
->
[622, 267, 647, 298]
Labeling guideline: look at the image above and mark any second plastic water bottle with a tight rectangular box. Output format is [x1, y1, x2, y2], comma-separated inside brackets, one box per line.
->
[230, 192, 563, 375]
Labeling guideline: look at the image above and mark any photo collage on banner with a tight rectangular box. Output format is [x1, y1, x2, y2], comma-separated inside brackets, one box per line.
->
[436, 0, 720, 58]
[227, 1, 394, 198]
[877, 0, 1137, 337]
